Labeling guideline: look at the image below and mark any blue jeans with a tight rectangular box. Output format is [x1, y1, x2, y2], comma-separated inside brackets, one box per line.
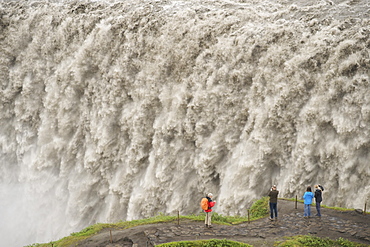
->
[304, 204, 311, 217]
[269, 202, 278, 218]
[316, 202, 321, 216]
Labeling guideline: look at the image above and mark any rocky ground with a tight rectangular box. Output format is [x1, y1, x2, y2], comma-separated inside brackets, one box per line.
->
[77, 200, 370, 247]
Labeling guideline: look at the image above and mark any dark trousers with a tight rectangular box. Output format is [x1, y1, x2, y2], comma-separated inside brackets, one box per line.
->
[269, 202, 278, 218]
[316, 202, 321, 216]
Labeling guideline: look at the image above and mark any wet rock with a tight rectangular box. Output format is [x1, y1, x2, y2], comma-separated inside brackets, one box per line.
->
[355, 209, 363, 214]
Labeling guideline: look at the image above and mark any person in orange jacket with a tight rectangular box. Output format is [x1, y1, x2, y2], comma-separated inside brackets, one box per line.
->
[204, 193, 216, 228]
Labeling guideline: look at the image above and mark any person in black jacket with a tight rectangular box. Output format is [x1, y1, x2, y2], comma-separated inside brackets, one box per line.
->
[268, 185, 279, 220]
[314, 184, 324, 217]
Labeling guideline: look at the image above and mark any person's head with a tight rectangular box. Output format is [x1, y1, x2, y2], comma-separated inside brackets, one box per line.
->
[207, 193, 213, 198]
[272, 185, 277, 190]
[306, 186, 312, 192]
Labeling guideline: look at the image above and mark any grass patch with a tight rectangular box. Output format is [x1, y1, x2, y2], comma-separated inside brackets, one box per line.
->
[275, 235, 369, 247]
[156, 239, 253, 247]
[196, 196, 269, 225]
[249, 196, 269, 220]
[282, 198, 365, 212]
[155, 236, 368, 247]
[28, 197, 367, 247]
[27, 197, 269, 247]
[321, 205, 355, 211]
[27, 214, 191, 247]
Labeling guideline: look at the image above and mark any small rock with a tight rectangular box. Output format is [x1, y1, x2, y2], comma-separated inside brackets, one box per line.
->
[354, 209, 363, 214]
[258, 234, 266, 239]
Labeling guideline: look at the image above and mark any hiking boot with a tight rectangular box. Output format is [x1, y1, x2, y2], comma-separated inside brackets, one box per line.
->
[208, 225, 213, 228]
[205, 224, 208, 228]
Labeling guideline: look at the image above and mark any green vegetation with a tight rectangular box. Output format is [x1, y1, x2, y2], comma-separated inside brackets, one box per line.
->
[156, 239, 253, 247]
[25, 215, 179, 247]
[199, 196, 269, 225]
[284, 197, 350, 210]
[275, 235, 369, 247]
[249, 196, 269, 220]
[25, 197, 368, 247]
[282, 198, 370, 214]
[26, 197, 269, 247]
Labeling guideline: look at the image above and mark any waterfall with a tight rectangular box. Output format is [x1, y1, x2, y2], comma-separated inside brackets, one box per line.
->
[0, 0, 369, 246]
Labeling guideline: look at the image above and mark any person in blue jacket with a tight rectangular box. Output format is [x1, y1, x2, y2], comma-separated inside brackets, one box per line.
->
[303, 186, 314, 218]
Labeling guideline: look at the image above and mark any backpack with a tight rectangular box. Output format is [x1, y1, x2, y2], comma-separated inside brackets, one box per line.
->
[200, 197, 209, 211]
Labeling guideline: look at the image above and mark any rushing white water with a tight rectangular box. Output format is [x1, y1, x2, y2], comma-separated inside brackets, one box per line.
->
[0, 0, 369, 245]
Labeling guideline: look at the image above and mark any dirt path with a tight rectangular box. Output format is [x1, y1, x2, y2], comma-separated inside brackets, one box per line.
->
[77, 200, 370, 247]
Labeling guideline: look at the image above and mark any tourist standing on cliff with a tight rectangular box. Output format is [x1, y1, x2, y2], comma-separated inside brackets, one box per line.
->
[303, 186, 314, 218]
[314, 184, 324, 217]
[204, 193, 216, 228]
[268, 185, 279, 220]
